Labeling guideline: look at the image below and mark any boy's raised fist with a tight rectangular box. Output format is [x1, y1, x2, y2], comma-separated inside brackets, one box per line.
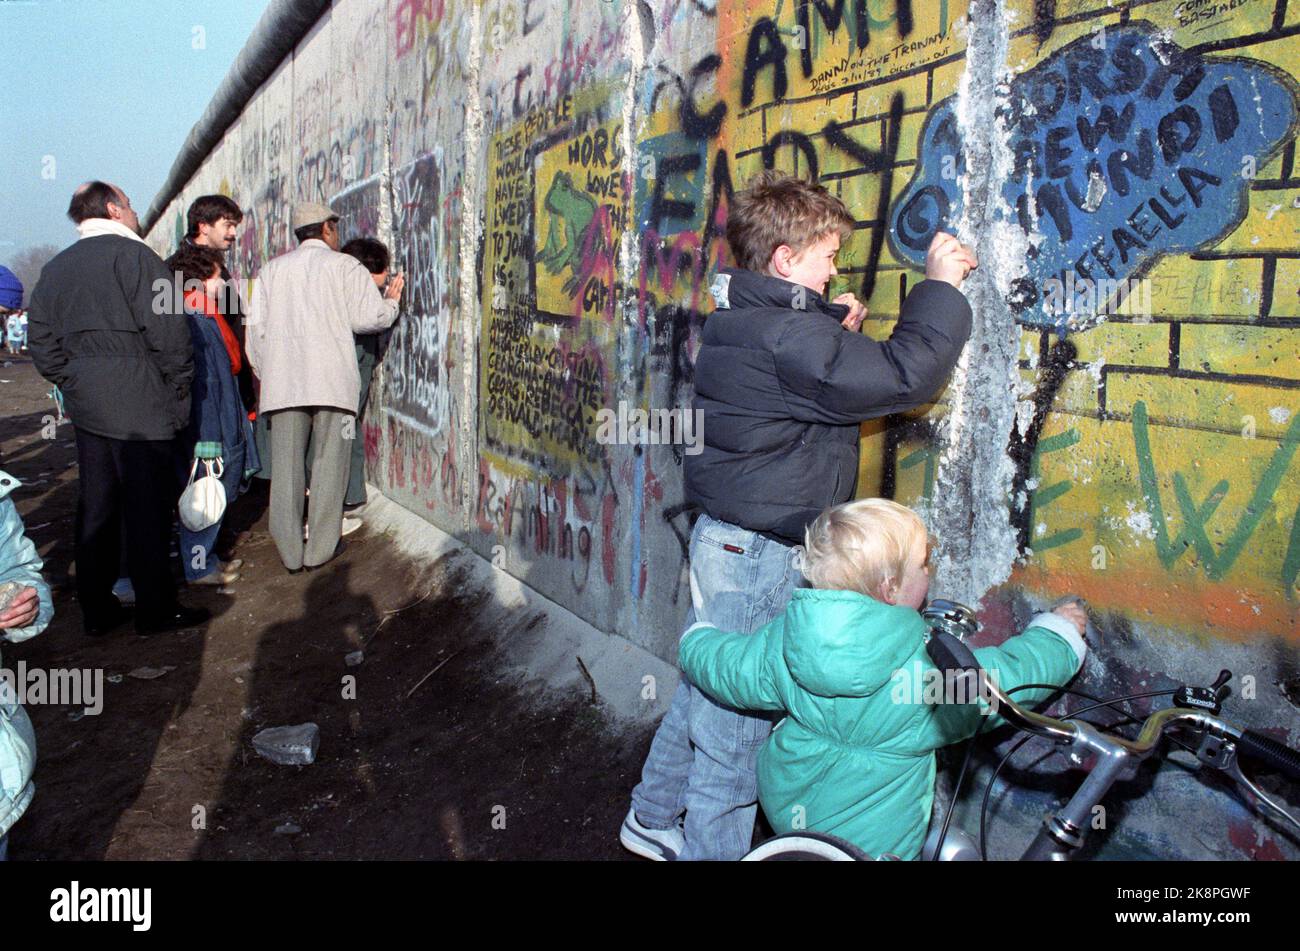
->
[925, 231, 978, 289]
[833, 292, 867, 332]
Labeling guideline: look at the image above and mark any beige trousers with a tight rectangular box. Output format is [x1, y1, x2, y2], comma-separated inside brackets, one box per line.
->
[268, 407, 353, 570]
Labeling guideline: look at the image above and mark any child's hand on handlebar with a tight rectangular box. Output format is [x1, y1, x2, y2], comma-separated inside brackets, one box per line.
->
[1050, 599, 1088, 636]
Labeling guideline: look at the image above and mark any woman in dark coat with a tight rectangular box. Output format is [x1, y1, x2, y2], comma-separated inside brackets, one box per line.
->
[164, 245, 261, 586]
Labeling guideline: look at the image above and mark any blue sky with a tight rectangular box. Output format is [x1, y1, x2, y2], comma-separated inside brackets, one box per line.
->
[0, 0, 268, 258]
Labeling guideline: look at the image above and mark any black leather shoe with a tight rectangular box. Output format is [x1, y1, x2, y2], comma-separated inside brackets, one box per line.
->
[84, 601, 131, 637]
[135, 604, 211, 635]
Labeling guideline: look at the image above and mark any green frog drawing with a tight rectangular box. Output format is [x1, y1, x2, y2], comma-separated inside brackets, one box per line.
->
[536, 171, 599, 297]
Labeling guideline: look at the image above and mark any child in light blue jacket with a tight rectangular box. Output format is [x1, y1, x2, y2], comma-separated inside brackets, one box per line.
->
[0, 469, 55, 859]
[680, 498, 1086, 859]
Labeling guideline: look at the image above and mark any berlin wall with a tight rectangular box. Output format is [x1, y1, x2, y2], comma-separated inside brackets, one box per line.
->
[145, 0, 1300, 859]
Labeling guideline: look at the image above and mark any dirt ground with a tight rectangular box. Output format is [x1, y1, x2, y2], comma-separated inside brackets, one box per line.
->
[0, 355, 652, 860]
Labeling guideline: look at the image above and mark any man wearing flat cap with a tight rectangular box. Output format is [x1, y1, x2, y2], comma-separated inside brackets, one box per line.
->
[245, 202, 404, 572]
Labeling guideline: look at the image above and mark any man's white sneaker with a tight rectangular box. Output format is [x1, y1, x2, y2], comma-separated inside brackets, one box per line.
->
[619, 808, 685, 861]
[306, 519, 361, 541]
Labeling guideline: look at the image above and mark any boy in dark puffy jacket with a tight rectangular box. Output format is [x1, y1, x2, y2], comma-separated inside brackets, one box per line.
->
[679, 498, 1087, 860]
[622, 170, 978, 861]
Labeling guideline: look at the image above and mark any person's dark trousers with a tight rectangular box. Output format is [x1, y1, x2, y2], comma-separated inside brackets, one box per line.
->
[311, 337, 377, 507]
[252, 411, 271, 482]
[345, 336, 378, 507]
[231, 314, 257, 415]
[74, 427, 179, 624]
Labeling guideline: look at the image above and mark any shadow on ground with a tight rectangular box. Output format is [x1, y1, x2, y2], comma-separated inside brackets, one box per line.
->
[1, 357, 650, 860]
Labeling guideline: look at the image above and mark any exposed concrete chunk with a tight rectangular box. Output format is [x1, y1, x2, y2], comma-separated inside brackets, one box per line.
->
[253, 723, 320, 766]
[928, 0, 1023, 607]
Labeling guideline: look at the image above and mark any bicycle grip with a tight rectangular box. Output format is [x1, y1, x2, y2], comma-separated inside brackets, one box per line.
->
[926, 630, 981, 675]
[1238, 730, 1300, 782]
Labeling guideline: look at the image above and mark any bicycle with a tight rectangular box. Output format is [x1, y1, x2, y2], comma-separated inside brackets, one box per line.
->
[743, 599, 1300, 861]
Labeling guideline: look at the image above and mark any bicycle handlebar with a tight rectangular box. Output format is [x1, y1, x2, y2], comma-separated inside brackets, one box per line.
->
[1238, 730, 1300, 782]
[924, 630, 1300, 776]
[925, 629, 1076, 742]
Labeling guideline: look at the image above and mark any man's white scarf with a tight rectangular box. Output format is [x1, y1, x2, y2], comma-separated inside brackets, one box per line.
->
[76, 218, 147, 244]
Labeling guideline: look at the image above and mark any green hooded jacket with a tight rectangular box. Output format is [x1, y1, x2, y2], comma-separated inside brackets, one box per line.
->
[679, 587, 1084, 860]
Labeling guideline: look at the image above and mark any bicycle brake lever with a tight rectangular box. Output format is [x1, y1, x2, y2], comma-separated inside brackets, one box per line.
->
[1208, 739, 1300, 837]
[1195, 732, 1233, 771]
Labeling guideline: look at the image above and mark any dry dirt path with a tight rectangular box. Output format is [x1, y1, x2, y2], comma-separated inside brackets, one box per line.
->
[1, 354, 647, 860]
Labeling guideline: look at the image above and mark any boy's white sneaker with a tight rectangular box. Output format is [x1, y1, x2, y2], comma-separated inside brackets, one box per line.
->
[619, 808, 685, 861]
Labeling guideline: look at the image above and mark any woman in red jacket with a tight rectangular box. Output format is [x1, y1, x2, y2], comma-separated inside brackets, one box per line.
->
[165, 245, 261, 587]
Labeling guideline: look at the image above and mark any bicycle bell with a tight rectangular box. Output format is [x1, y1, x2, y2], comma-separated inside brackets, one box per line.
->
[921, 599, 979, 642]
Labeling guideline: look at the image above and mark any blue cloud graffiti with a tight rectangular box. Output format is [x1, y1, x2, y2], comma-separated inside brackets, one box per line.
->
[888, 22, 1300, 328]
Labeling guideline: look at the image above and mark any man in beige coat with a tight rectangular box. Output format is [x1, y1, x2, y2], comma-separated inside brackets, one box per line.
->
[245, 203, 404, 571]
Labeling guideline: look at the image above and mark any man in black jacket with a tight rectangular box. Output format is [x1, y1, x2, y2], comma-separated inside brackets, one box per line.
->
[28, 181, 209, 636]
[622, 171, 977, 861]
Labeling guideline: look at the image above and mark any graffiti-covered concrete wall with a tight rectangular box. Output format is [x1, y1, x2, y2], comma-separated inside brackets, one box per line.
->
[146, 0, 1300, 859]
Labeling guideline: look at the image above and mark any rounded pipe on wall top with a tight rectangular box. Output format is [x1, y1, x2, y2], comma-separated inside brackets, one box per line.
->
[142, 0, 333, 236]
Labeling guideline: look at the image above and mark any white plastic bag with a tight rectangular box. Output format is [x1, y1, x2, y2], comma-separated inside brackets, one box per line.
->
[179, 458, 226, 532]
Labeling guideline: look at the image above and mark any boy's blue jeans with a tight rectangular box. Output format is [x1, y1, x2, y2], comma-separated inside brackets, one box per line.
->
[630, 514, 803, 860]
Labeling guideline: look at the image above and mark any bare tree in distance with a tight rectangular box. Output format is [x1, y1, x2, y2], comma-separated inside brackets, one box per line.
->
[6, 244, 60, 306]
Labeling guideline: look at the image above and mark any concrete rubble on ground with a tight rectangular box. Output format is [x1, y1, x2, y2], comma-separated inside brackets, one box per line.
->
[252, 723, 320, 766]
[128, 666, 176, 681]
